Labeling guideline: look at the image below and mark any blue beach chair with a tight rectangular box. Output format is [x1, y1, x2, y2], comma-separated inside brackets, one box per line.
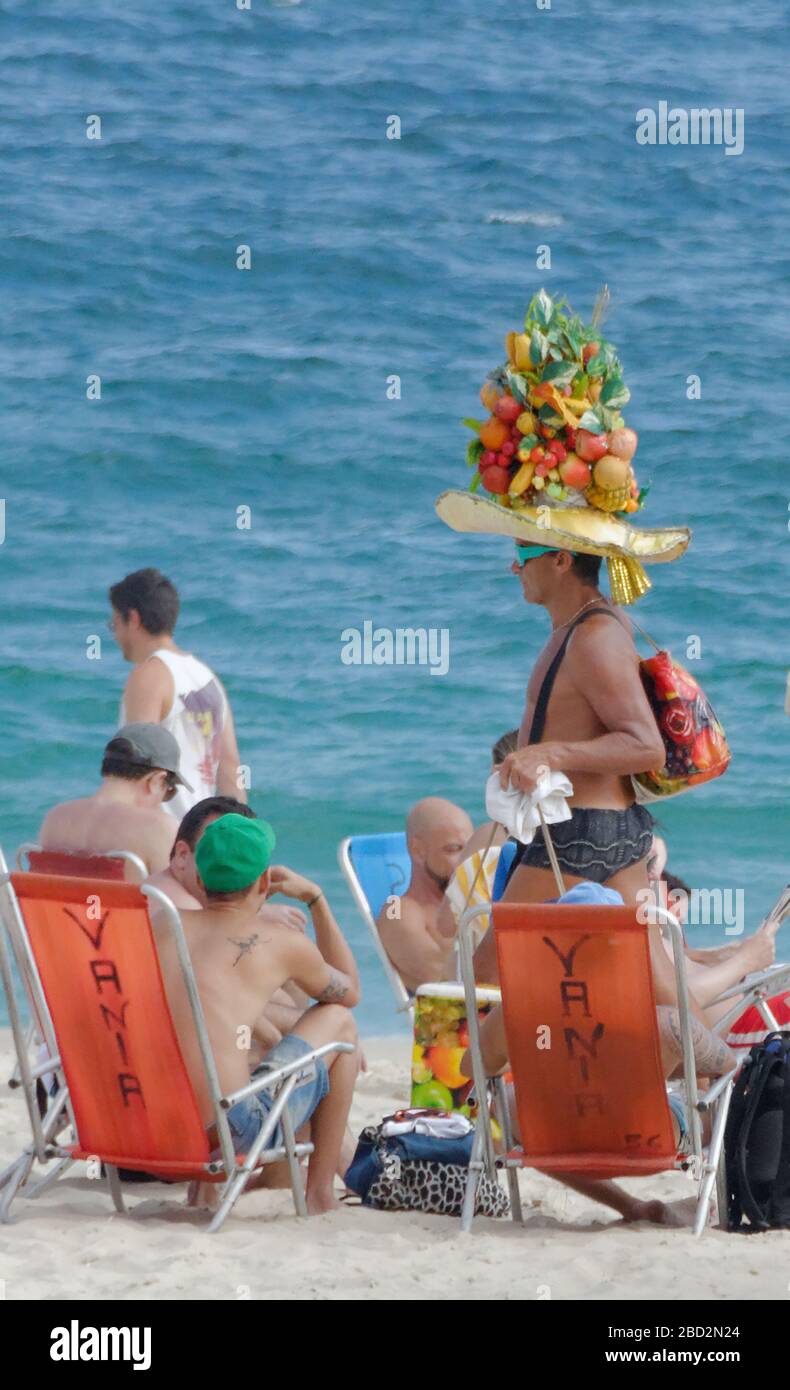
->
[337, 833, 412, 1010]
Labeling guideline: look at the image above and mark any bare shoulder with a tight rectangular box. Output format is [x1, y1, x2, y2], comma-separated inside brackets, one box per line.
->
[39, 798, 84, 842]
[569, 606, 634, 661]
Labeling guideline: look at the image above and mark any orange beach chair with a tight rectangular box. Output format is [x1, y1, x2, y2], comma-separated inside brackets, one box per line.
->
[0, 854, 353, 1233]
[457, 899, 737, 1236]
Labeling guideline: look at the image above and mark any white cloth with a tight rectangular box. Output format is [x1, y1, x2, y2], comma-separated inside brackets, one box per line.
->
[484, 769, 574, 846]
[120, 649, 229, 820]
[381, 1114, 472, 1139]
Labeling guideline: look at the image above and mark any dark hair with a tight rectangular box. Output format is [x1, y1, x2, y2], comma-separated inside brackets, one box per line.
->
[569, 553, 602, 585]
[100, 755, 178, 795]
[492, 729, 518, 765]
[173, 796, 255, 855]
[109, 568, 180, 635]
[663, 871, 691, 898]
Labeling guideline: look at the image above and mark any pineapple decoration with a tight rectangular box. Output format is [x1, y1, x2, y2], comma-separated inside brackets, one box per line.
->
[464, 288, 647, 517]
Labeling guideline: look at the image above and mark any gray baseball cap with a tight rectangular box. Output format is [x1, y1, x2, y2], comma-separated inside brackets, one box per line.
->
[104, 723, 193, 790]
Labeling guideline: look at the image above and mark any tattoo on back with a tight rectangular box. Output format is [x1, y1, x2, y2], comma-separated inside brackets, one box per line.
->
[227, 933, 264, 967]
[318, 968, 349, 1003]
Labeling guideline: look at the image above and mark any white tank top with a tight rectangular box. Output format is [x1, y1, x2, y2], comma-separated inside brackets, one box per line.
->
[120, 649, 228, 821]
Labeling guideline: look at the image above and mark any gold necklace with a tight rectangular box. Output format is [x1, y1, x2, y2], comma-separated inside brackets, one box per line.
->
[552, 594, 605, 633]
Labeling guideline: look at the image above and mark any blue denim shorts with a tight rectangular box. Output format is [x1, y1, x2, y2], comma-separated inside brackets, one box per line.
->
[224, 1034, 329, 1155]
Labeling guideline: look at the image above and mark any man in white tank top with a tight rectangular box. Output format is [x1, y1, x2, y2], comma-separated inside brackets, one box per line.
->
[109, 568, 246, 820]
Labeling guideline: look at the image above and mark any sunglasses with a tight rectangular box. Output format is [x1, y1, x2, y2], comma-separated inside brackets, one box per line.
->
[515, 544, 558, 566]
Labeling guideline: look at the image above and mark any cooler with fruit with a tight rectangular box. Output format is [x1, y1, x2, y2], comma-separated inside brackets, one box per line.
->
[411, 982, 501, 1114]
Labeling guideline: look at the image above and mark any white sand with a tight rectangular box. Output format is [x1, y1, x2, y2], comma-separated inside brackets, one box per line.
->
[0, 1028, 785, 1301]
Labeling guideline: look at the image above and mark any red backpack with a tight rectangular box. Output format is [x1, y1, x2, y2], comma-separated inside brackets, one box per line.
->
[631, 630, 731, 800]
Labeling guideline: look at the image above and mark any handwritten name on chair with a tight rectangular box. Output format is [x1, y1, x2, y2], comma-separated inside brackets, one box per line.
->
[63, 906, 145, 1109]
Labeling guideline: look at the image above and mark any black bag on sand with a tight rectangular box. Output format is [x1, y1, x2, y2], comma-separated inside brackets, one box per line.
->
[723, 1031, 790, 1231]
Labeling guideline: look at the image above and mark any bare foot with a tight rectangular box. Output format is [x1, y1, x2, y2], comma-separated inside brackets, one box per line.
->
[306, 1186, 340, 1215]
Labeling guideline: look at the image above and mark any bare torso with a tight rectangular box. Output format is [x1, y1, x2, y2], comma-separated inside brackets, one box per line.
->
[378, 891, 454, 993]
[518, 605, 636, 809]
[39, 796, 176, 874]
[153, 906, 304, 1123]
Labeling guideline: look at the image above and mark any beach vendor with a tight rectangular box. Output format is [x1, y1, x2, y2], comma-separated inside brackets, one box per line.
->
[437, 288, 701, 1013]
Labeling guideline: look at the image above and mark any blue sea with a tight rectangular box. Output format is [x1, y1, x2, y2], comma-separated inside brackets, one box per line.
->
[1, 0, 788, 1035]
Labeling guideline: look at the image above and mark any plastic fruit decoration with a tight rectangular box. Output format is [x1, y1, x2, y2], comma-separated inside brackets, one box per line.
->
[463, 288, 646, 516]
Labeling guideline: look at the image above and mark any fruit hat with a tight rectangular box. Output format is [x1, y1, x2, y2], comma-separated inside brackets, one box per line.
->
[435, 288, 691, 604]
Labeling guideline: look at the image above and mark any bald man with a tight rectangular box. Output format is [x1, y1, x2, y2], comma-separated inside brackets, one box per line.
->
[377, 797, 474, 993]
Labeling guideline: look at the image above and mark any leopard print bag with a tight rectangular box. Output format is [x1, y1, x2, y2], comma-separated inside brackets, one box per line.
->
[351, 1124, 510, 1219]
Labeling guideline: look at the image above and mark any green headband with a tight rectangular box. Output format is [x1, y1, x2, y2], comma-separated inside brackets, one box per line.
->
[515, 543, 560, 565]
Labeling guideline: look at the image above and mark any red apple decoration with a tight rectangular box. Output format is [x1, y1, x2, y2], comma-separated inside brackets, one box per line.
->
[481, 465, 511, 494]
[558, 453, 592, 490]
[493, 394, 522, 424]
[576, 429, 609, 463]
[608, 427, 638, 460]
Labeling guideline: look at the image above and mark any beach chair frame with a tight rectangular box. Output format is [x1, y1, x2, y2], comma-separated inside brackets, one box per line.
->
[337, 836, 412, 1011]
[7, 845, 148, 1091]
[0, 853, 354, 1233]
[457, 900, 736, 1238]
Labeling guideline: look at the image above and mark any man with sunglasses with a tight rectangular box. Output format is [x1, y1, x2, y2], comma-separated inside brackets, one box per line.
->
[38, 723, 189, 875]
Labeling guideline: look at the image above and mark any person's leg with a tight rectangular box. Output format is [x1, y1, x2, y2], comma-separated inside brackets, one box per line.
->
[286, 1004, 359, 1214]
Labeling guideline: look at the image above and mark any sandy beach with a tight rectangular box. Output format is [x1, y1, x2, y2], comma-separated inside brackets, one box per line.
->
[0, 1029, 785, 1302]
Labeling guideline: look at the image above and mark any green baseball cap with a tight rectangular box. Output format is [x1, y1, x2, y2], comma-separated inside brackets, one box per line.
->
[195, 813, 276, 893]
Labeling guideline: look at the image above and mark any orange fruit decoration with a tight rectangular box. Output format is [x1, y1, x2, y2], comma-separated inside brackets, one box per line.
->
[479, 417, 509, 451]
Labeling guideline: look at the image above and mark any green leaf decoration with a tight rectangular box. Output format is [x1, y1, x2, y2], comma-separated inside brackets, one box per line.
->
[537, 404, 565, 428]
[600, 376, 631, 409]
[466, 438, 484, 467]
[529, 329, 548, 364]
[571, 372, 589, 398]
[584, 352, 607, 377]
[577, 408, 607, 434]
[505, 370, 530, 404]
[533, 288, 553, 328]
[517, 433, 539, 451]
[542, 359, 577, 387]
[469, 469, 482, 493]
[462, 417, 484, 431]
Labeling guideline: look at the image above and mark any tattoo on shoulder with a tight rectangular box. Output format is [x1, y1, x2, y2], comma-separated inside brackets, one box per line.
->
[318, 967, 350, 1003]
[227, 932, 268, 967]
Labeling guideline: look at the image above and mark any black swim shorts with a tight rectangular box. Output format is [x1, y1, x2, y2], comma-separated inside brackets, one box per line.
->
[507, 804, 655, 886]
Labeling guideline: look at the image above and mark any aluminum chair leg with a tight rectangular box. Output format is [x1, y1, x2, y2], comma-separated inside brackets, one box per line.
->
[0, 1150, 34, 1223]
[693, 1082, 734, 1238]
[106, 1165, 128, 1215]
[280, 1100, 308, 1219]
[460, 1114, 485, 1235]
[207, 1076, 298, 1234]
[23, 1155, 74, 1200]
[492, 1075, 523, 1223]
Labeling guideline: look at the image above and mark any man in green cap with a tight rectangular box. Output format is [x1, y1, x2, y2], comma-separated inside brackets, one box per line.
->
[154, 813, 361, 1215]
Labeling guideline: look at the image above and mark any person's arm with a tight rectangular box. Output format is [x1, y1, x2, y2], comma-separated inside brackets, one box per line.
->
[122, 657, 173, 724]
[216, 696, 246, 802]
[285, 930, 360, 1009]
[268, 865, 361, 1006]
[377, 899, 453, 991]
[500, 617, 665, 790]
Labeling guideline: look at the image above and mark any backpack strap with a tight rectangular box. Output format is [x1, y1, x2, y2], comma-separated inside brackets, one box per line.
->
[769, 1038, 790, 1227]
[528, 606, 621, 746]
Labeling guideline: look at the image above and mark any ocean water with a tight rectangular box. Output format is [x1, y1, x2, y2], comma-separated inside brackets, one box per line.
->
[1, 0, 788, 1035]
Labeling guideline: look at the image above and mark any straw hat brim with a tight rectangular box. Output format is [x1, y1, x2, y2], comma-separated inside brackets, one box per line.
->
[435, 490, 690, 564]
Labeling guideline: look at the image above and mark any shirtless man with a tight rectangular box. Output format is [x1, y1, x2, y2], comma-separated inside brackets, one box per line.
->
[154, 813, 360, 1214]
[474, 544, 685, 1013]
[377, 797, 473, 993]
[38, 723, 186, 874]
[148, 794, 309, 1047]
